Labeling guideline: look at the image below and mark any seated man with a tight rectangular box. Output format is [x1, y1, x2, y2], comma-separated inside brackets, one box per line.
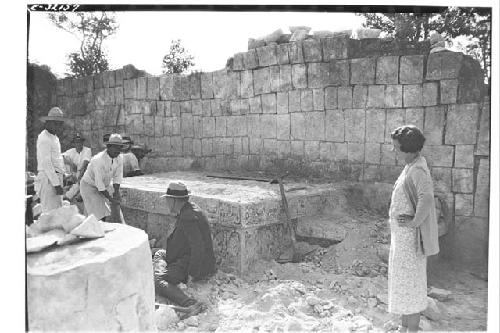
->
[121, 136, 143, 177]
[131, 144, 152, 169]
[153, 182, 216, 318]
[62, 133, 92, 201]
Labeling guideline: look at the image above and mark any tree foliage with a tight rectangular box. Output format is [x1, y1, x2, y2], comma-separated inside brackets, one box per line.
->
[48, 12, 118, 77]
[358, 7, 491, 81]
[161, 39, 195, 74]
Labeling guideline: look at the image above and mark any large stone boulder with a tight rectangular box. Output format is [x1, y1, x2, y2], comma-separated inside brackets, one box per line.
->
[27, 223, 155, 331]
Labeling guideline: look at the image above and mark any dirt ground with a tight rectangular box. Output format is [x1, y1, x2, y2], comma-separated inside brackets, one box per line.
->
[155, 209, 488, 332]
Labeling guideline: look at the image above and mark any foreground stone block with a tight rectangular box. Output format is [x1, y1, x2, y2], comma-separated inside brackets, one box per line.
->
[350, 58, 375, 84]
[376, 56, 399, 84]
[399, 55, 424, 84]
[445, 104, 479, 144]
[27, 224, 155, 331]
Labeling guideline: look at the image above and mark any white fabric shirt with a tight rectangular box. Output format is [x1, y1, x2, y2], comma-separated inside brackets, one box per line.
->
[36, 129, 66, 186]
[63, 147, 92, 173]
[81, 150, 123, 191]
[122, 151, 140, 175]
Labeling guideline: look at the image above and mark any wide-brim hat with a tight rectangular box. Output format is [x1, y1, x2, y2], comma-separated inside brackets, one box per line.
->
[40, 107, 70, 123]
[105, 133, 126, 146]
[160, 181, 190, 198]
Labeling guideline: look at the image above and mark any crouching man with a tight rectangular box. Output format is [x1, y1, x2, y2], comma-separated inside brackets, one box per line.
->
[153, 182, 216, 318]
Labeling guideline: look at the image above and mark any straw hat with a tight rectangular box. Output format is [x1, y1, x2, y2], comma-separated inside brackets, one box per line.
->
[40, 107, 69, 123]
[160, 182, 190, 198]
[105, 133, 126, 146]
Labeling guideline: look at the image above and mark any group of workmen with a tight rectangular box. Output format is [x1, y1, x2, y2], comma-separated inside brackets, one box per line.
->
[32, 106, 216, 319]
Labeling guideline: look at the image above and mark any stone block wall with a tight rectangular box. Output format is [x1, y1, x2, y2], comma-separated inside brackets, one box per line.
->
[52, 35, 490, 269]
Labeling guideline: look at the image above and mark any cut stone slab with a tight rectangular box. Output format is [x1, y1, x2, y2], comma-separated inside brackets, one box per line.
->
[296, 214, 348, 243]
[27, 223, 155, 331]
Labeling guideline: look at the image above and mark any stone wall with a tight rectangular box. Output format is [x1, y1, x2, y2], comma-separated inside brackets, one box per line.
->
[50, 35, 490, 268]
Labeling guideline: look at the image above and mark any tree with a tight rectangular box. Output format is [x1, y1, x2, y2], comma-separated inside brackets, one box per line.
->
[161, 39, 195, 74]
[48, 12, 118, 77]
[358, 8, 491, 82]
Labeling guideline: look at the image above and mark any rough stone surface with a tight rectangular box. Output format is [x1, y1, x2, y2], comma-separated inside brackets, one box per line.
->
[27, 224, 155, 331]
[329, 60, 349, 86]
[365, 109, 385, 143]
[454, 145, 475, 168]
[399, 55, 424, 84]
[367, 85, 385, 108]
[344, 109, 365, 143]
[422, 146, 454, 167]
[440, 79, 458, 104]
[403, 84, 423, 107]
[376, 56, 399, 84]
[454, 216, 488, 268]
[452, 168, 474, 193]
[476, 102, 490, 156]
[455, 193, 473, 216]
[423, 82, 439, 106]
[350, 58, 375, 84]
[423, 106, 445, 145]
[338, 87, 353, 109]
[474, 158, 490, 217]
[445, 104, 479, 144]
[384, 85, 402, 108]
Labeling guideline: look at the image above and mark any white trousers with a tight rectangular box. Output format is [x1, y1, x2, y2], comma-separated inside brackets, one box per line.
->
[80, 181, 114, 220]
[34, 172, 63, 213]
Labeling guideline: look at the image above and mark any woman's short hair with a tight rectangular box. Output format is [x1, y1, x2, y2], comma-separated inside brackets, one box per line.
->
[390, 125, 426, 153]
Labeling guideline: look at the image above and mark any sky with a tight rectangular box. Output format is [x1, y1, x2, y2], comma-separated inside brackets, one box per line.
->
[28, 11, 366, 77]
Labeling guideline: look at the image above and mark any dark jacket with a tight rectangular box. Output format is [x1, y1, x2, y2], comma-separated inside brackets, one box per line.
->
[164, 201, 216, 283]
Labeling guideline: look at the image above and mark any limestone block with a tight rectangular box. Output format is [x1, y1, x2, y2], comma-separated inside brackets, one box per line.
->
[322, 36, 349, 60]
[325, 109, 345, 142]
[277, 44, 290, 64]
[331, 142, 348, 160]
[453, 145, 474, 168]
[325, 87, 338, 109]
[288, 42, 304, 64]
[380, 144, 396, 165]
[146, 77, 159, 101]
[212, 70, 226, 99]
[262, 93, 277, 114]
[243, 49, 259, 69]
[422, 145, 454, 168]
[210, 99, 222, 116]
[454, 216, 488, 268]
[136, 77, 147, 99]
[125, 114, 143, 135]
[305, 112, 325, 141]
[476, 101, 490, 156]
[229, 99, 248, 116]
[159, 75, 174, 101]
[276, 114, 291, 140]
[352, 85, 368, 108]
[405, 108, 424, 131]
[260, 114, 277, 139]
[180, 76, 192, 101]
[303, 39, 323, 62]
[189, 100, 201, 116]
[253, 67, 271, 95]
[439, 79, 458, 104]
[278, 64, 292, 91]
[329, 59, 349, 86]
[366, 85, 384, 108]
[94, 88, 105, 108]
[426, 51, 464, 80]
[94, 73, 104, 89]
[290, 113, 306, 140]
[364, 143, 381, 164]
[215, 116, 226, 137]
[201, 138, 213, 156]
[313, 89, 325, 110]
[232, 52, 245, 71]
[399, 55, 424, 84]
[278, 140, 291, 157]
[376, 56, 399, 84]
[249, 96, 262, 114]
[179, 100, 191, 114]
[249, 138, 263, 154]
[365, 108, 385, 143]
[292, 64, 307, 89]
[307, 62, 329, 88]
[171, 117, 181, 136]
[114, 87, 124, 105]
[350, 58, 375, 84]
[211, 226, 241, 273]
[183, 137, 193, 155]
[288, 90, 301, 112]
[429, 168, 452, 192]
[344, 109, 365, 142]
[270, 66, 280, 92]
[348, 143, 364, 163]
[423, 106, 445, 145]
[319, 142, 333, 160]
[200, 100, 211, 117]
[227, 115, 247, 137]
[445, 104, 479, 144]
[338, 86, 353, 109]
[143, 115, 154, 136]
[452, 168, 474, 193]
[384, 85, 403, 108]
[403, 84, 423, 107]
[304, 141, 320, 160]
[193, 116, 203, 138]
[263, 139, 278, 155]
[277, 92, 289, 114]
[257, 45, 278, 67]
[384, 108, 405, 143]
[423, 82, 439, 106]
[300, 90, 313, 111]
[189, 74, 201, 99]
[114, 69, 123, 87]
[455, 193, 473, 216]
[200, 72, 214, 99]
[474, 158, 490, 217]
[27, 224, 155, 331]
[171, 136, 183, 155]
[154, 115, 164, 137]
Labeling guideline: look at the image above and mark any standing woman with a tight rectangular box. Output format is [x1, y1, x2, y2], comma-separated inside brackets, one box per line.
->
[388, 125, 440, 332]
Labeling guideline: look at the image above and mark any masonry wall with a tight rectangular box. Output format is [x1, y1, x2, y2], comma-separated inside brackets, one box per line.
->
[51, 35, 490, 268]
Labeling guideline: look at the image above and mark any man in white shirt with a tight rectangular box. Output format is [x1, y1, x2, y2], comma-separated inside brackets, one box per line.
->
[80, 133, 125, 221]
[122, 136, 144, 177]
[35, 107, 70, 212]
[63, 133, 92, 200]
